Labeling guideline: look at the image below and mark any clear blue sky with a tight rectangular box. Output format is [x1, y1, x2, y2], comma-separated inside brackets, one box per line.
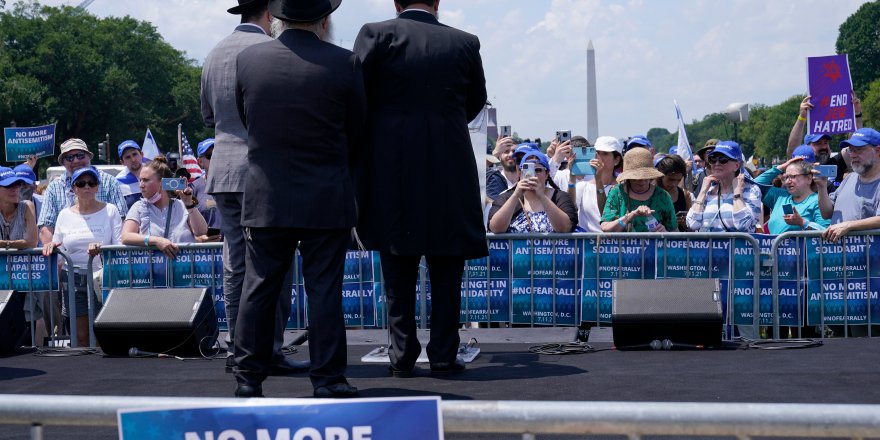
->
[42, 0, 870, 146]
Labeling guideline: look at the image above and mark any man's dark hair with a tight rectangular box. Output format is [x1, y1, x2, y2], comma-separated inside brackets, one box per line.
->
[240, 1, 269, 23]
[571, 136, 590, 148]
[395, 0, 436, 9]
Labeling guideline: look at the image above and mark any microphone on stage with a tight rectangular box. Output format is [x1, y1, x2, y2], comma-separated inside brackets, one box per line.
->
[661, 339, 704, 350]
[615, 339, 662, 350]
[128, 347, 170, 358]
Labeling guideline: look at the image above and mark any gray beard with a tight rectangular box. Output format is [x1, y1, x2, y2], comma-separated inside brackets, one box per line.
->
[271, 18, 335, 43]
[853, 162, 872, 175]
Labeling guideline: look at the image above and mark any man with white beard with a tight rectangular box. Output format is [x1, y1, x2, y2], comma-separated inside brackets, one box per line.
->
[200, 0, 308, 379]
[232, 0, 364, 398]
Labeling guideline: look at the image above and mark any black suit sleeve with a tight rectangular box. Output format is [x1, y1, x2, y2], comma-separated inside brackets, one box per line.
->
[347, 55, 367, 181]
[352, 25, 377, 87]
[465, 36, 488, 122]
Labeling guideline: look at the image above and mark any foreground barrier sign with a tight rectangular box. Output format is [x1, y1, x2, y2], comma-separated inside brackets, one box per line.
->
[118, 397, 443, 440]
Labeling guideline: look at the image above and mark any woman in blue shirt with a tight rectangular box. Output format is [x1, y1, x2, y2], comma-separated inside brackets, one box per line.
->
[754, 155, 830, 234]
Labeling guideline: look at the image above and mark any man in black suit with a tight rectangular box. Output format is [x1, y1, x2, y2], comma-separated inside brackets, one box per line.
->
[354, 0, 488, 377]
[233, 0, 364, 398]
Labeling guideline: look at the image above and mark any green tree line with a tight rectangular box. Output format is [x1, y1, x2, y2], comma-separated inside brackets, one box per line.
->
[0, 1, 209, 175]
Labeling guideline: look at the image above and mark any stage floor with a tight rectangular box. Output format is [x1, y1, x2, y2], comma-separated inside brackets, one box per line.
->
[2, 328, 879, 439]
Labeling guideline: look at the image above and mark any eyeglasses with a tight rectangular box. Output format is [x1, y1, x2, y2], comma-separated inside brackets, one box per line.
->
[63, 152, 88, 162]
[73, 180, 98, 188]
[781, 173, 810, 181]
[707, 156, 732, 165]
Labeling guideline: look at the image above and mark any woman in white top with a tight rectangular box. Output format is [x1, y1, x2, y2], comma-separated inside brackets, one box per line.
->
[42, 166, 122, 347]
[121, 156, 208, 258]
[566, 136, 624, 232]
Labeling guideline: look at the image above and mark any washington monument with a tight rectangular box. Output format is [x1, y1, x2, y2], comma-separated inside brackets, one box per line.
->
[586, 40, 598, 144]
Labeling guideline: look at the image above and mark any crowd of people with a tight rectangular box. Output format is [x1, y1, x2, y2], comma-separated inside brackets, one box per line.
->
[484, 103, 878, 240]
[5, 0, 879, 399]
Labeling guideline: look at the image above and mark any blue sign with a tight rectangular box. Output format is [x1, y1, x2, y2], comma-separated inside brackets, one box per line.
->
[118, 397, 443, 440]
[3, 123, 56, 161]
[0, 253, 58, 291]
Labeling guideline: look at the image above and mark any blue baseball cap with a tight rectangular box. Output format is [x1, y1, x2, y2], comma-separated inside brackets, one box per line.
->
[653, 154, 667, 168]
[117, 140, 141, 157]
[514, 143, 539, 156]
[70, 166, 100, 187]
[803, 133, 831, 145]
[668, 146, 678, 155]
[12, 164, 36, 185]
[520, 150, 551, 172]
[708, 141, 742, 161]
[627, 135, 652, 148]
[791, 144, 816, 163]
[0, 167, 28, 187]
[840, 128, 880, 148]
[197, 138, 215, 157]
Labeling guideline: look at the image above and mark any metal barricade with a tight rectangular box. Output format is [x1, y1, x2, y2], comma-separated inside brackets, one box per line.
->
[466, 232, 762, 337]
[2, 394, 879, 439]
[770, 230, 879, 339]
[0, 248, 74, 348]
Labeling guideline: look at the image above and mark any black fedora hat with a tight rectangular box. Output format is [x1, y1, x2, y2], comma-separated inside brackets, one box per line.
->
[228, 0, 268, 15]
[270, 0, 342, 23]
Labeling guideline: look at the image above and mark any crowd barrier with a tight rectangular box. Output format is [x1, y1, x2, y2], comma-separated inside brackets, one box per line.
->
[0, 249, 67, 347]
[66, 231, 880, 348]
[771, 230, 879, 339]
[2, 394, 880, 440]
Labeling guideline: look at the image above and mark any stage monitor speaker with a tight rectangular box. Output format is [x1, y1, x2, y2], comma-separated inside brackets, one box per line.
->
[0, 290, 26, 355]
[612, 279, 722, 350]
[94, 288, 217, 357]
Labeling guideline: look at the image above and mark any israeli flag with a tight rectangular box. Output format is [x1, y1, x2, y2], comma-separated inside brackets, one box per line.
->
[141, 128, 160, 160]
[674, 100, 693, 164]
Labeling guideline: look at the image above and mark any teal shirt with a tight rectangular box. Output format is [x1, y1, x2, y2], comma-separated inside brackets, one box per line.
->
[602, 184, 677, 232]
[756, 167, 829, 234]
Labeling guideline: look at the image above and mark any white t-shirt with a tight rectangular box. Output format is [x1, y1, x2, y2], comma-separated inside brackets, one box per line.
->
[575, 179, 604, 232]
[53, 204, 122, 270]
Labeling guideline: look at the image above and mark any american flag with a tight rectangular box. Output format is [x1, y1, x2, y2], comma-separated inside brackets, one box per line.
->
[180, 131, 203, 182]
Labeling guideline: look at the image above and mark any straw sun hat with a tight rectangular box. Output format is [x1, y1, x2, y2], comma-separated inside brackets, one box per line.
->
[616, 147, 664, 183]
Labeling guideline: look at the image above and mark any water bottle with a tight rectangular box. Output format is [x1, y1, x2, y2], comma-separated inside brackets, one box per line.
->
[644, 215, 660, 231]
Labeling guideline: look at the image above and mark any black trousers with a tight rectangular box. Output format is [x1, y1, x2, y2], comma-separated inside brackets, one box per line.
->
[380, 253, 464, 370]
[235, 227, 349, 389]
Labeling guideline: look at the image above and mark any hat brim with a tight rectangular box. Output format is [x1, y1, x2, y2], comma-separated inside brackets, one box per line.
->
[616, 167, 664, 183]
[595, 146, 621, 154]
[840, 139, 877, 149]
[58, 149, 93, 164]
[0, 177, 29, 187]
[271, 0, 341, 23]
[228, 0, 265, 14]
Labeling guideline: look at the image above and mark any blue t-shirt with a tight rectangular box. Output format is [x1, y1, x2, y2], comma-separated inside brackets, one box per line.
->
[763, 189, 829, 234]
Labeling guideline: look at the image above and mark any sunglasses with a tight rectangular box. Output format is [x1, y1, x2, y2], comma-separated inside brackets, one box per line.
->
[74, 179, 98, 188]
[707, 156, 732, 165]
[63, 152, 88, 162]
[520, 165, 548, 174]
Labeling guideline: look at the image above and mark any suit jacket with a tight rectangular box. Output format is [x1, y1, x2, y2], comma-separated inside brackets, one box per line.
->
[235, 29, 365, 229]
[353, 10, 488, 259]
[200, 24, 272, 194]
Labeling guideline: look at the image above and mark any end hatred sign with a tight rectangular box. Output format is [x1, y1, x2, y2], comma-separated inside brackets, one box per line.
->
[3, 123, 56, 162]
[807, 54, 856, 136]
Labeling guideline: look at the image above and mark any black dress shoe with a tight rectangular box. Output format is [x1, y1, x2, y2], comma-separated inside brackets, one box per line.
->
[430, 358, 466, 375]
[269, 357, 310, 375]
[234, 384, 264, 398]
[388, 365, 413, 378]
[313, 382, 359, 398]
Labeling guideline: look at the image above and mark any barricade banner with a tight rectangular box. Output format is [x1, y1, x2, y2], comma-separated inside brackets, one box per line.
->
[341, 250, 380, 327]
[805, 235, 878, 325]
[118, 397, 443, 440]
[0, 253, 58, 291]
[461, 239, 510, 322]
[511, 238, 578, 325]
[582, 238, 656, 324]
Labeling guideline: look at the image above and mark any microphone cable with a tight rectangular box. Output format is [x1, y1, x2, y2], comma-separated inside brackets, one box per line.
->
[528, 341, 605, 355]
[745, 338, 823, 350]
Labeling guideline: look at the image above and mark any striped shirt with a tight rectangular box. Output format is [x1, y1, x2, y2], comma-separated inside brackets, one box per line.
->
[37, 169, 127, 229]
[686, 182, 762, 232]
